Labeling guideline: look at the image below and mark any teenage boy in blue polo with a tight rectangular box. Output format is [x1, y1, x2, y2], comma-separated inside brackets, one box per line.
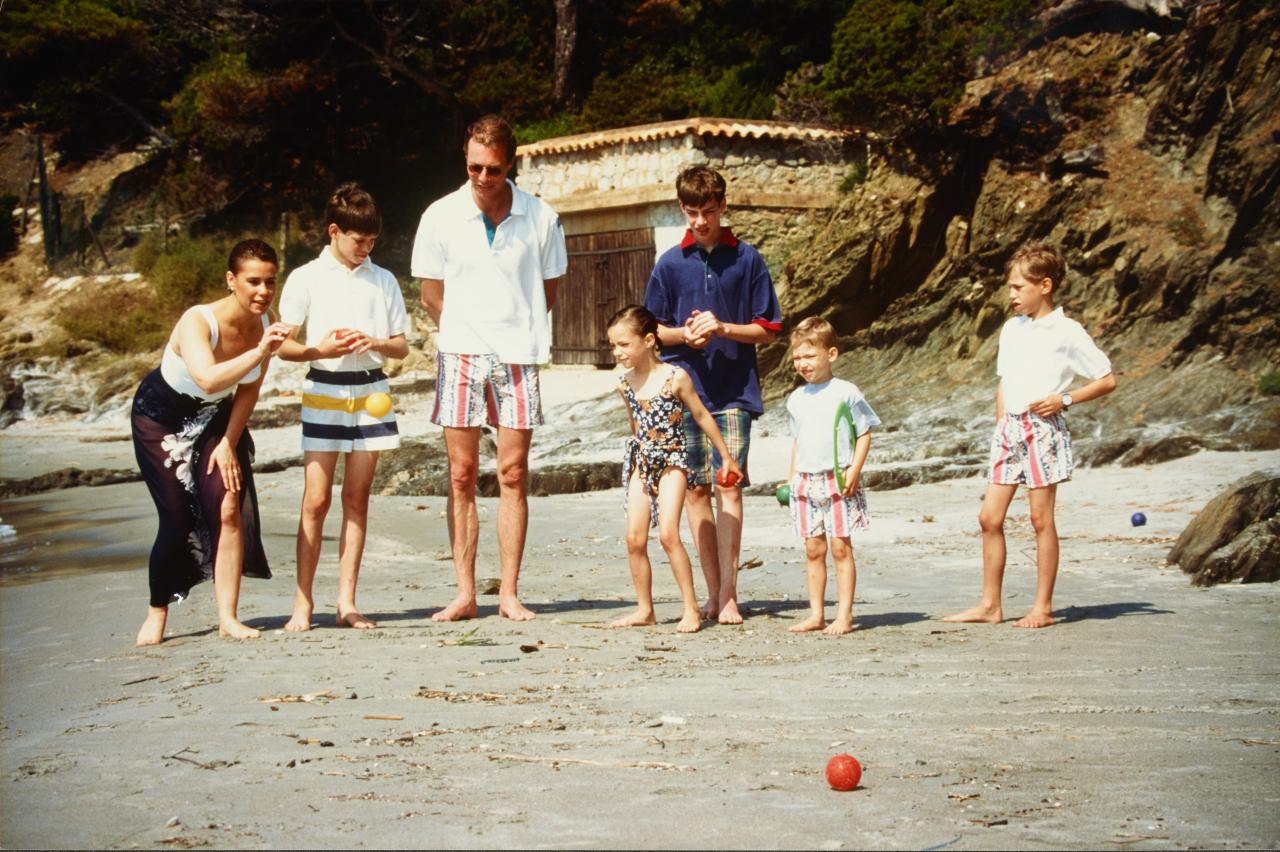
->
[644, 165, 782, 624]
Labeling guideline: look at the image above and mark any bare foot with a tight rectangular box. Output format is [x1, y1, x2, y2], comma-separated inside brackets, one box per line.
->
[498, 595, 536, 621]
[823, 618, 855, 636]
[219, 619, 261, 640]
[942, 604, 1003, 624]
[787, 614, 825, 633]
[699, 599, 718, 621]
[610, 608, 656, 628]
[284, 603, 314, 632]
[717, 599, 744, 625]
[1012, 609, 1056, 628]
[336, 609, 378, 629]
[432, 595, 479, 622]
[135, 607, 167, 646]
[675, 612, 702, 633]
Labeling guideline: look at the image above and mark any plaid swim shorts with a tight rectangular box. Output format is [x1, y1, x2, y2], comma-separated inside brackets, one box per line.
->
[681, 408, 751, 487]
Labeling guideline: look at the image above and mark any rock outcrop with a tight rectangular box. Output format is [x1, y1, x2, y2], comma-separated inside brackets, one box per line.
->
[1167, 472, 1280, 585]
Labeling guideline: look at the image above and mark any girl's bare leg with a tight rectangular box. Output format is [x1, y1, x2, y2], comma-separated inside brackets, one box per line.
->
[789, 535, 828, 632]
[136, 606, 168, 646]
[656, 468, 700, 633]
[824, 536, 856, 635]
[214, 489, 258, 639]
[944, 483, 1018, 623]
[613, 473, 657, 628]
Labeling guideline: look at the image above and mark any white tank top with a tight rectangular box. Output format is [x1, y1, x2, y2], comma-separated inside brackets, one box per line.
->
[160, 305, 268, 401]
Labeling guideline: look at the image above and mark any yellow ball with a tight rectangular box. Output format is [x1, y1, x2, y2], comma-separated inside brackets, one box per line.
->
[364, 391, 392, 418]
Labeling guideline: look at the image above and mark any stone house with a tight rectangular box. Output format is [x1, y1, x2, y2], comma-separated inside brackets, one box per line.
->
[514, 117, 862, 365]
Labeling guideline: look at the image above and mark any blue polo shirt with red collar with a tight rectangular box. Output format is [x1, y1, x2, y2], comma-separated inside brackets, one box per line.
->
[643, 228, 783, 416]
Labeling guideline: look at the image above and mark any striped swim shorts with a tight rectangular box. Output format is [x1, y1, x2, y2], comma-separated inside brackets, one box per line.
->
[431, 353, 543, 430]
[681, 408, 751, 488]
[988, 410, 1073, 488]
[301, 368, 400, 453]
[790, 470, 870, 540]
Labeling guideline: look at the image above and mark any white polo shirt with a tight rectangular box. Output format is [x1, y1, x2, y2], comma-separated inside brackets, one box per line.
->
[787, 378, 881, 473]
[997, 307, 1112, 415]
[410, 180, 568, 364]
[279, 246, 408, 373]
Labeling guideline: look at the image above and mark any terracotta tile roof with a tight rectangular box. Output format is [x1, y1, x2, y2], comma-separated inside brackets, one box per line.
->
[516, 117, 858, 157]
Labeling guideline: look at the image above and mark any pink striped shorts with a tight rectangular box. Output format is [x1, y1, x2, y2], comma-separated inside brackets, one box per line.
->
[988, 410, 1073, 488]
[790, 470, 870, 540]
[431, 353, 544, 429]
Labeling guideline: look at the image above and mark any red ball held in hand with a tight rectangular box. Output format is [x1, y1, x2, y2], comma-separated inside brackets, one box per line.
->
[715, 469, 740, 488]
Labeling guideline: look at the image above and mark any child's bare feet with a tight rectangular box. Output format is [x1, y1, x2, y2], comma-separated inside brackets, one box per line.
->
[336, 609, 377, 629]
[284, 603, 313, 632]
[823, 617, 855, 636]
[498, 595, 536, 621]
[787, 614, 825, 633]
[1012, 608, 1056, 628]
[675, 611, 702, 633]
[699, 599, 718, 621]
[943, 604, 1003, 624]
[219, 619, 261, 640]
[432, 595, 479, 622]
[135, 607, 167, 646]
[717, 599, 744, 625]
[610, 608, 657, 628]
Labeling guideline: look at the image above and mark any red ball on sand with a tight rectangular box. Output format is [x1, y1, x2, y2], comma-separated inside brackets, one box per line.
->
[716, 469, 740, 488]
[826, 754, 862, 791]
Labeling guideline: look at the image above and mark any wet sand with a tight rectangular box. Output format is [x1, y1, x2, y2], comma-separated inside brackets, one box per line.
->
[2, 434, 1278, 848]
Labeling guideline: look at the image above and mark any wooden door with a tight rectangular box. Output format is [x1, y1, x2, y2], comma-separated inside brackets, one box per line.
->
[552, 227, 655, 366]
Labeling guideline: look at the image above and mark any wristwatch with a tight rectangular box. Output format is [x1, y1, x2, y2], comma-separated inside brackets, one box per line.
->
[1061, 393, 1073, 408]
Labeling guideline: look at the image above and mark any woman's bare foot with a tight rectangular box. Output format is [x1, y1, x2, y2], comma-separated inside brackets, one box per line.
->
[284, 603, 314, 632]
[823, 617, 855, 636]
[942, 604, 1003, 624]
[432, 595, 479, 622]
[498, 595, 536, 621]
[135, 607, 168, 646]
[717, 598, 743, 625]
[610, 608, 656, 628]
[787, 614, 825, 633]
[336, 609, 377, 629]
[1012, 608, 1056, 628]
[219, 619, 261, 640]
[675, 612, 702, 633]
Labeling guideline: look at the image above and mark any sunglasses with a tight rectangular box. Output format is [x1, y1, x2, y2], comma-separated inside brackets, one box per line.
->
[467, 163, 506, 176]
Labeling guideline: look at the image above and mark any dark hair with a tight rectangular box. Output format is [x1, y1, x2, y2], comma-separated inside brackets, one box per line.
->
[465, 114, 517, 163]
[227, 238, 278, 274]
[790, 316, 838, 350]
[607, 304, 661, 351]
[676, 165, 727, 207]
[1005, 241, 1066, 293]
[324, 182, 382, 235]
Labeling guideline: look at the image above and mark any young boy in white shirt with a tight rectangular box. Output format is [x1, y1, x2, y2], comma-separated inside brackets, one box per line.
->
[277, 182, 409, 631]
[946, 241, 1116, 629]
[785, 317, 881, 635]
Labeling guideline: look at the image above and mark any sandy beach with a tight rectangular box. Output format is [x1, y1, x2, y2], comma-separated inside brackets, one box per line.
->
[1, 371, 1277, 849]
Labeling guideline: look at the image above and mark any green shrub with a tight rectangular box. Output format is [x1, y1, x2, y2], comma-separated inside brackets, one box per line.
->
[148, 235, 227, 307]
[57, 281, 171, 353]
[1260, 370, 1280, 396]
[839, 162, 868, 192]
[131, 232, 163, 274]
[514, 112, 583, 145]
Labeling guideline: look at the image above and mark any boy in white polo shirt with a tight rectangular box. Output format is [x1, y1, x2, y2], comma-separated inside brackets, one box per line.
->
[411, 115, 567, 623]
[277, 182, 409, 631]
[946, 241, 1116, 629]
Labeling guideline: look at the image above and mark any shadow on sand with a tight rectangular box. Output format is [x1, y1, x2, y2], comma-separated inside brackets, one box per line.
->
[1055, 601, 1172, 623]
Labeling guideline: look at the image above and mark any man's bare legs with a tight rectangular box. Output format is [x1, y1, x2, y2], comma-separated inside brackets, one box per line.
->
[334, 450, 380, 629]
[944, 483, 1018, 624]
[789, 535, 829, 633]
[213, 488, 259, 639]
[1014, 484, 1059, 628]
[435, 427, 481, 621]
[494, 426, 535, 620]
[286, 451, 338, 631]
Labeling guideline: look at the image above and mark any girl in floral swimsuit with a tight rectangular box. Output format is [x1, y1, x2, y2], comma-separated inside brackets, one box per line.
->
[606, 305, 742, 633]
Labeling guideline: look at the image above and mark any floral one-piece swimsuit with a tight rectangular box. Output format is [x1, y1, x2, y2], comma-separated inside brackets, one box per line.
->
[620, 367, 688, 526]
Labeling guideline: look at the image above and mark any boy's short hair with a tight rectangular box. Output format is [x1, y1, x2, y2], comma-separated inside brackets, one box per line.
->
[676, 165, 727, 207]
[465, 114, 517, 163]
[791, 316, 838, 350]
[324, 182, 382, 236]
[1005, 241, 1066, 293]
[227, 238, 278, 274]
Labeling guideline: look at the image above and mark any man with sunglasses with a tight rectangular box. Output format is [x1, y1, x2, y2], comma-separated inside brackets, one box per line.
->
[411, 114, 568, 623]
